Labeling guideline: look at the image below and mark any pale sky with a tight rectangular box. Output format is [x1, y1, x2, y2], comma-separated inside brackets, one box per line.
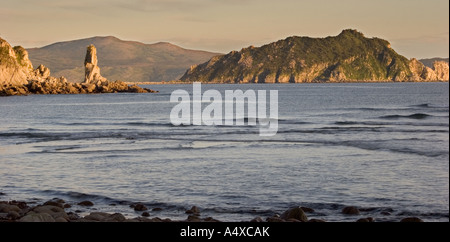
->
[1, 0, 448, 58]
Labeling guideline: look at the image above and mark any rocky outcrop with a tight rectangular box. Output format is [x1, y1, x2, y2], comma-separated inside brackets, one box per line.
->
[419, 58, 449, 68]
[400, 217, 424, 223]
[408, 58, 449, 81]
[342, 206, 361, 215]
[432, 61, 449, 81]
[280, 207, 308, 222]
[0, 37, 34, 85]
[84, 44, 107, 84]
[0, 37, 158, 96]
[180, 29, 449, 83]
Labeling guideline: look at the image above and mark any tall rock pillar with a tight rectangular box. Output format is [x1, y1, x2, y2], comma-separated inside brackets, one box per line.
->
[84, 45, 106, 84]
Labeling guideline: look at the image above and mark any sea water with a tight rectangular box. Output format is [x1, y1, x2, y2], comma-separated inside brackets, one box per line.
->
[0, 82, 448, 222]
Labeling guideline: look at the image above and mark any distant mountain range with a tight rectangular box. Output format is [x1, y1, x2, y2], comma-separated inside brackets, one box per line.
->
[27, 36, 220, 83]
[14, 33, 450, 84]
[181, 30, 449, 83]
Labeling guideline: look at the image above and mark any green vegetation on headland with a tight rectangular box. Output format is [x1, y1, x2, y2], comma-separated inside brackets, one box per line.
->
[1, 30, 449, 97]
[180, 29, 449, 83]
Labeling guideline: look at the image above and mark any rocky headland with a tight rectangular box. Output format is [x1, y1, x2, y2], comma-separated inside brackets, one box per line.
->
[180, 29, 449, 83]
[0, 37, 157, 96]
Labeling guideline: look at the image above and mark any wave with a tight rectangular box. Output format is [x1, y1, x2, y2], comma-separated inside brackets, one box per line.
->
[276, 127, 448, 135]
[323, 140, 448, 158]
[54, 121, 174, 128]
[379, 113, 432, 120]
[410, 103, 431, 108]
[333, 120, 448, 127]
[39, 190, 186, 210]
[279, 120, 313, 125]
[126, 122, 174, 127]
[171, 138, 449, 158]
[2, 125, 448, 148]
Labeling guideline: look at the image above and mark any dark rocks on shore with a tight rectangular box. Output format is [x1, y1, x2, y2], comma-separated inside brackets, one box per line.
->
[185, 206, 200, 215]
[203, 217, 221, 222]
[300, 206, 315, 213]
[7, 211, 21, 220]
[280, 207, 308, 222]
[43, 198, 65, 208]
[308, 219, 327, 223]
[67, 212, 80, 221]
[0, 199, 428, 222]
[10, 201, 28, 209]
[187, 215, 202, 222]
[20, 213, 57, 222]
[266, 216, 285, 222]
[342, 206, 360, 215]
[81, 212, 127, 222]
[251, 217, 264, 222]
[15, 204, 70, 222]
[0, 204, 21, 213]
[400, 217, 424, 223]
[357, 217, 375, 223]
[132, 203, 148, 212]
[77, 201, 94, 207]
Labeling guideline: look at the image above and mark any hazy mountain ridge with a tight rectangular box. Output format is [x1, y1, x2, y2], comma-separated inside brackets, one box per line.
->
[180, 30, 449, 83]
[419, 58, 449, 69]
[27, 36, 220, 83]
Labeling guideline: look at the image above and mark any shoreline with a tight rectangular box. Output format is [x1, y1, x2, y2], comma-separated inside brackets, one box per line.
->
[0, 197, 428, 223]
[126, 80, 449, 85]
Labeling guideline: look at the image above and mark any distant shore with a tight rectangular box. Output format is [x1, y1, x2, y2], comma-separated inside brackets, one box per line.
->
[126, 80, 449, 85]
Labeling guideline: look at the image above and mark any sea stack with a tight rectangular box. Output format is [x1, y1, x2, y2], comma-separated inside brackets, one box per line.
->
[84, 45, 107, 84]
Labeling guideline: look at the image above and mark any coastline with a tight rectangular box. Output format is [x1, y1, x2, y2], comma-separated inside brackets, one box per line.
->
[0, 197, 427, 223]
[126, 80, 449, 85]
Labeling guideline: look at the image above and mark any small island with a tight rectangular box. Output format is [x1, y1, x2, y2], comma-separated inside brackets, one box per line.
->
[180, 29, 449, 83]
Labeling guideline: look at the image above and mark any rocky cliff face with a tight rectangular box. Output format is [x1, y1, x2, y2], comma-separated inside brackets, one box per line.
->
[180, 30, 449, 83]
[432, 61, 449, 81]
[84, 44, 107, 84]
[419, 58, 449, 68]
[409, 58, 449, 82]
[0, 37, 34, 85]
[1, 37, 157, 96]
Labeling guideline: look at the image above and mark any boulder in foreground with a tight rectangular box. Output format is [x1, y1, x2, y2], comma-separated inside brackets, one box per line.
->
[280, 207, 308, 222]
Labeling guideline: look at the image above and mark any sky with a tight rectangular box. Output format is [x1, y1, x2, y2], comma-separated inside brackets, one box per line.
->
[1, 0, 448, 59]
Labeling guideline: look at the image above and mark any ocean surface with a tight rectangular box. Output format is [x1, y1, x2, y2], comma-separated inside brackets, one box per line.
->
[0, 83, 448, 222]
